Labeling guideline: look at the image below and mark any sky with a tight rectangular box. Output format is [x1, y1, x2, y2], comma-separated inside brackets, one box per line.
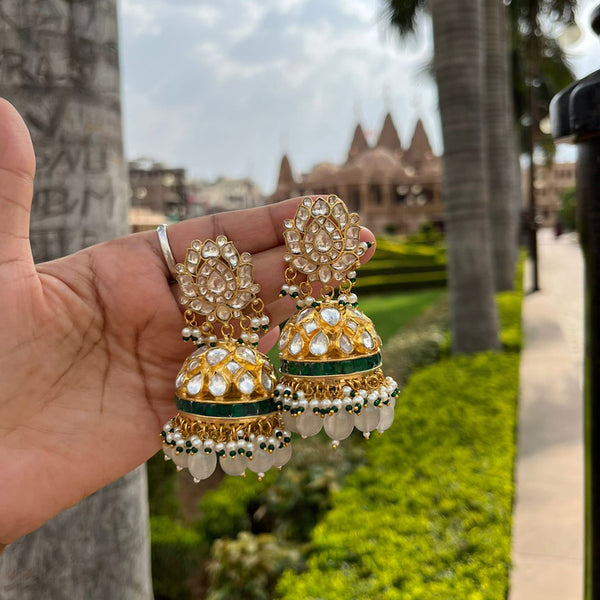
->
[119, 0, 600, 194]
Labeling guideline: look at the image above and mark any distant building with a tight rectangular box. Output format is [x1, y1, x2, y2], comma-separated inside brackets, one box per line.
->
[522, 162, 575, 227]
[129, 159, 187, 222]
[269, 113, 443, 234]
[187, 177, 265, 218]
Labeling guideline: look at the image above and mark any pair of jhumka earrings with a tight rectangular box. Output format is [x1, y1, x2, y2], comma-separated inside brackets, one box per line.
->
[160, 195, 398, 482]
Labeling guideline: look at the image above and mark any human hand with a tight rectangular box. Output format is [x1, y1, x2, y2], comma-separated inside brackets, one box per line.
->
[0, 99, 375, 544]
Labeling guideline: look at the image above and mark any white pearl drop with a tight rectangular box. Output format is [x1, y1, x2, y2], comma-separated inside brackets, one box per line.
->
[355, 405, 381, 433]
[324, 412, 355, 441]
[272, 444, 293, 468]
[189, 451, 218, 480]
[377, 405, 395, 433]
[248, 450, 275, 474]
[296, 413, 323, 438]
[172, 451, 189, 469]
[219, 455, 247, 477]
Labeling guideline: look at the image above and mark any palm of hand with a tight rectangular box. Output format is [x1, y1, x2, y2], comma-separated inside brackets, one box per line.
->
[0, 100, 375, 544]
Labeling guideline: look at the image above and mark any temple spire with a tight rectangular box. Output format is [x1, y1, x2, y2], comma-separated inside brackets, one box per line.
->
[405, 120, 433, 167]
[277, 154, 295, 186]
[347, 124, 369, 161]
[376, 112, 402, 154]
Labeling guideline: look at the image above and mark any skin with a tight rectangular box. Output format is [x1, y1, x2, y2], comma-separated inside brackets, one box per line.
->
[0, 99, 375, 546]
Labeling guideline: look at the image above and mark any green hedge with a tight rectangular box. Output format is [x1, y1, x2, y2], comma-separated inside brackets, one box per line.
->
[276, 351, 519, 600]
[354, 237, 447, 295]
[355, 271, 447, 294]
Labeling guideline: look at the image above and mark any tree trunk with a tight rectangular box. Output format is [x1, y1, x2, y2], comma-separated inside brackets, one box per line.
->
[485, 0, 518, 291]
[0, 2, 153, 598]
[431, 0, 500, 353]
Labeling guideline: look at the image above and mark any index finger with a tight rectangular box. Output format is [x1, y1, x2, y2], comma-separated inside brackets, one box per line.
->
[141, 197, 303, 279]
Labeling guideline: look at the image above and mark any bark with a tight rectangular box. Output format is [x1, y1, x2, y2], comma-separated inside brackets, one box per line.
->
[0, 1, 152, 598]
[485, 0, 518, 290]
[431, 0, 500, 352]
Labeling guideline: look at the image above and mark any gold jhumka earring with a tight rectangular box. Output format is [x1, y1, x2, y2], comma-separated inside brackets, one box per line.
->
[160, 235, 292, 481]
[275, 195, 398, 447]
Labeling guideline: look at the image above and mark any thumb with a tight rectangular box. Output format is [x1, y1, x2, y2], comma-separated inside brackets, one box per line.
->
[0, 98, 35, 267]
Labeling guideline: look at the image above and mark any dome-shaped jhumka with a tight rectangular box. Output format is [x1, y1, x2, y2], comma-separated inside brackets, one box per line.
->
[162, 236, 292, 482]
[277, 299, 397, 446]
[277, 195, 398, 447]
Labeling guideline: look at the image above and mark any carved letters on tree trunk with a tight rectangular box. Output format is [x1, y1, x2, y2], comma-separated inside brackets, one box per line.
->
[0, 2, 153, 599]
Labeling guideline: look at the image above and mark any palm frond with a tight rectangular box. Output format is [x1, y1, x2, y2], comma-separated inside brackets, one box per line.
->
[380, 0, 427, 37]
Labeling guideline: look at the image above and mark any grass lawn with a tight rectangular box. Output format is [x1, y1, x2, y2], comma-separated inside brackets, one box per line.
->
[269, 289, 445, 369]
[359, 289, 445, 344]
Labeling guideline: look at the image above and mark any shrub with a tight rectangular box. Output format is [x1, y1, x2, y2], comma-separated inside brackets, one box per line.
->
[150, 515, 208, 600]
[276, 352, 520, 600]
[558, 186, 576, 231]
[147, 450, 182, 519]
[207, 532, 304, 600]
[196, 436, 366, 545]
[498, 254, 524, 352]
[381, 297, 449, 387]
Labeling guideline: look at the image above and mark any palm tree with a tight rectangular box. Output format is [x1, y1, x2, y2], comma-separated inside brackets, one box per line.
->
[0, 1, 153, 598]
[385, 0, 518, 292]
[429, 0, 500, 352]
[486, 0, 519, 291]
[384, 0, 576, 292]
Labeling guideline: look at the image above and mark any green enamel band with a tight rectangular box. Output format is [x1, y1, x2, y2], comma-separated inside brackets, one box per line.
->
[175, 396, 277, 418]
[280, 353, 382, 377]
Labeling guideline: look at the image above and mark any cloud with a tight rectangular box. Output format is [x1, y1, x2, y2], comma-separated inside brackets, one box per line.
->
[119, 0, 439, 192]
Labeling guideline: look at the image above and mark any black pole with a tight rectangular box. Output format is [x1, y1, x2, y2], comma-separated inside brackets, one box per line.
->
[527, 0, 540, 292]
[551, 10, 600, 597]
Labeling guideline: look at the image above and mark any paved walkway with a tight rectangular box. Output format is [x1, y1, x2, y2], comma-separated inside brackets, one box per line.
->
[509, 228, 584, 600]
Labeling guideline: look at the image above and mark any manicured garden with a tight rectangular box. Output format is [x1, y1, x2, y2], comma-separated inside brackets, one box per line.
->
[355, 236, 447, 295]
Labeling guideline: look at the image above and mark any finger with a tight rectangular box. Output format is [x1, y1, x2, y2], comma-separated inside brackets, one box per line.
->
[0, 99, 36, 266]
[257, 325, 280, 354]
[141, 195, 377, 281]
[140, 197, 303, 279]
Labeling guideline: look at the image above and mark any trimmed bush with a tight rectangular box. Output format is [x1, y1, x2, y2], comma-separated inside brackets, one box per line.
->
[196, 437, 366, 545]
[381, 297, 449, 387]
[150, 515, 208, 600]
[147, 450, 182, 520]
[206, 532, 304, 600]
[276, 352, 519, 600]
[355, 237, 447, 295]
